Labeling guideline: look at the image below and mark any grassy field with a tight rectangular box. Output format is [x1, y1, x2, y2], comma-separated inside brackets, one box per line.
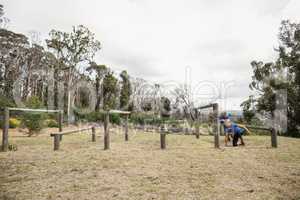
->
[0, 127, 300, 200]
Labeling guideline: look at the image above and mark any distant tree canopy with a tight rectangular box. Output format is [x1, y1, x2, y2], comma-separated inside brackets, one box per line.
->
[119, 70, 132, 110]
[103, 71, 118, 111]
[242, 20, 300, 137]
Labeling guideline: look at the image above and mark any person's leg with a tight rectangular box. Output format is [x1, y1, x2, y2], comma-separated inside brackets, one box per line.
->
[233, 134, 239, 146]
[238, 130, 245, 145]
[225, 133, 229, 146]
[239, 135, 245, 145]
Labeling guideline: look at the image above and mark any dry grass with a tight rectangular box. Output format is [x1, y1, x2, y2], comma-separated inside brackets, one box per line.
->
[0, 127, 300, 200]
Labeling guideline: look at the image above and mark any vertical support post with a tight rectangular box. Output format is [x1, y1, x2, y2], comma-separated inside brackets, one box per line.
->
[92, 126, 96, 142]
[160, 133, 166, 149]
[104, 112, 110, 150]
[213, 103, 220, 148]
[195, 123, 200, 139]
[125, 115, 129, 141]
[58, 111, 63, 141]
[271, 128, 277, 148]
[196, 129, 200, 139]
[2, 108, 9, 152]
[54, 134, 60, 151]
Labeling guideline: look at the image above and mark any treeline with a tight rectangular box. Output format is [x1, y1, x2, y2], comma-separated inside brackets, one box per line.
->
[0, 5, 132, 118]
[242, 20, 300, 137]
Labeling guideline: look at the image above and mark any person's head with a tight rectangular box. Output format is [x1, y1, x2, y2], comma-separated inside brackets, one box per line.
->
[224, 119, 232, 128]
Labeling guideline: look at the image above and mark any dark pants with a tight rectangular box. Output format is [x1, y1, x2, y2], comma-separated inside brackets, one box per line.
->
[233, 134, 239, 146]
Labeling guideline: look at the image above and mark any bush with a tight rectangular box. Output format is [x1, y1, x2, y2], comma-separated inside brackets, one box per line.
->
[9, 118, 21, 128]
[74, 109, 121, 125]
[22, 113, 46, 136]
[110, 113, 120, 125]
[21, 96, 45, 136]
[0, 95, 15, 109]
[45, 119, 59, 128]
[0, 118, 21, 129]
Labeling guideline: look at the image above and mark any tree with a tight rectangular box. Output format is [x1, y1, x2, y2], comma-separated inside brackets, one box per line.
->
[119, 70, 131, 110]
[172, 84, 197, 122]
[160, 96, 171, 117]
[243, 20, 300, 137]
[46, 25, 101, 121]
[87, 62, 107, 111]
[0, 29, 29, 99]
[102, 71, 118, 110]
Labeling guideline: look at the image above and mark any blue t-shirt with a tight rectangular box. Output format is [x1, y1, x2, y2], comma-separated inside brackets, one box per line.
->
[224, 123, 244, 136]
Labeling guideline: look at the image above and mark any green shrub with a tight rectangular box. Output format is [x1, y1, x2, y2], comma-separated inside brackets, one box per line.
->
[21, 96, 45, 136]
[0, 118, 21, 129]
[45, 119, 59, 128]
[110, 113, 120, 125]
[25, 96, 43, 109]
[9, 118, 21, 128]
[74, 109, 121, 125]
[22, 113, 45, 136]
[0, 95, 15, 109]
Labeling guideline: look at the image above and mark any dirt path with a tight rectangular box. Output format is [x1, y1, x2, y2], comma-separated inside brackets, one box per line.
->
[0, 129, 300, 200]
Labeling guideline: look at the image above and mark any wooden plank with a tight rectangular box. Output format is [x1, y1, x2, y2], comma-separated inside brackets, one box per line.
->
[8, 107, 62, 113]
[109, 110, 131, 115]
[1, 108, 9, 152]
[50, 127, 93, 136]
[245, 126, 272, 132]
[197, 104, 214, 110]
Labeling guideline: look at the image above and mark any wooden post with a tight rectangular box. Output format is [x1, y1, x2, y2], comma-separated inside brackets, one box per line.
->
[125, 115, 129, 141]
[54, 134, 60, 151]
[2, 108, 9, 152]
[213, 103, 220, 148]
[160, 132, 166, 149]
[58, 111, 63, 141]
[92, 126, 96, 142]
[195, 124, 200, 139]
[271, 128, 277, 148]
[104, 112, 110, 150]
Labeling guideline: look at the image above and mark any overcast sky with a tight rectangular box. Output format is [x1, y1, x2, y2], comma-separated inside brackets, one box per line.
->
[2, 0, 300, 110]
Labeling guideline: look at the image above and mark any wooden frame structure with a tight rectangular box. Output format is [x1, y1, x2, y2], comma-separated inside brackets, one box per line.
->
[196, 103, 220, 148]
[159, 103, 220, 150]
[103, 110, 131, 150]
[245, 125, 277, 148]
[1, 107, 63, 152]
[50, 126, 96, 150]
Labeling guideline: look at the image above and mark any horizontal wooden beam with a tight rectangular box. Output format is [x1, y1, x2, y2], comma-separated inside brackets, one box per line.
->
[197, 103, 216, 110]
[7, 107, 62, 113]
[108, 110, 131, 115]
[245, 125, 272, 132]
[50, 127, 93, 136]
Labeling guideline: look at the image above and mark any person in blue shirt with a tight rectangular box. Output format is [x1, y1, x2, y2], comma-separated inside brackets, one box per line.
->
[224, 119, 245, 146]
[219, 113, 233, 146]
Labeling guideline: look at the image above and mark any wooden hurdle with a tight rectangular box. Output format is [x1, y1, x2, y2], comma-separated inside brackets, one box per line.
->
[103, 110, 131, 150]
[50, 126, 95, 151]
[246, 125, 277, 148]
[197, 103, 220, 148]
[1, 107, 63, 152]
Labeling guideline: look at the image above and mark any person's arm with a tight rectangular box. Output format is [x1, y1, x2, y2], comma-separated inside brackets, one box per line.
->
[236, 124, 252, 135]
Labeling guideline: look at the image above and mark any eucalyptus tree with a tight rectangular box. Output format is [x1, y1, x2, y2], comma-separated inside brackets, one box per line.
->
[46, 25, 101, 120]
[242, 20, 300, 136]
[119, 70, 132, 110]
[87, 62, 108, 111]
